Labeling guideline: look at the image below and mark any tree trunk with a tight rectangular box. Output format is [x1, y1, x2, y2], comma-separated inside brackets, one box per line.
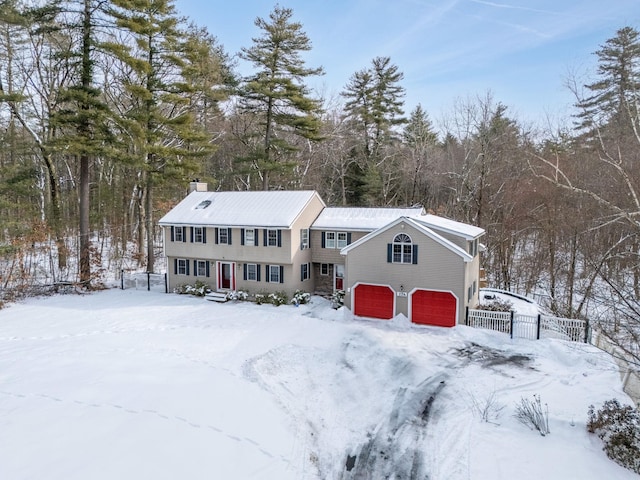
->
[145, 162, 154, 273]
[78, 0, 93, 285]
[79, 153, 91, 283]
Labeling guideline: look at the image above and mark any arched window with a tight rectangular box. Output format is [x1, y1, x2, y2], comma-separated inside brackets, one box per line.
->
[392, 233, 413, 264]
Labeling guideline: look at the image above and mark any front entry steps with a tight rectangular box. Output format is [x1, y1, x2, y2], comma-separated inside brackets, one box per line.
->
[205, 291, 228, 303]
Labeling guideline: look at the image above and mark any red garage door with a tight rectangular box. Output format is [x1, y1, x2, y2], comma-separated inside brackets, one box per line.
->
[354, 284, 394, 320]
[411, 290, 457, 327]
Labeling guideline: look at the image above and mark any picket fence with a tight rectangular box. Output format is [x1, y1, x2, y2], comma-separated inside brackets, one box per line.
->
[465, 308, 590, 343]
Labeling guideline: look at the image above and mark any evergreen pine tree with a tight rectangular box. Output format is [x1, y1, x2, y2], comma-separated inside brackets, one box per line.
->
[576, 26, 640, 132]
[342, 56, 406, 205]
[105, 0, 211, 272]
[238, 5, 324, 190]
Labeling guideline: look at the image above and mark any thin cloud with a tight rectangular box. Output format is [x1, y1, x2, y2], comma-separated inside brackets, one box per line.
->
[469, 0, 564, 16]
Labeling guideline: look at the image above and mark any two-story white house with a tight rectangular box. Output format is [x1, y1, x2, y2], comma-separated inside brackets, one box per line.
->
[159, 186, 325, 297]
[159, 183, 485, 327]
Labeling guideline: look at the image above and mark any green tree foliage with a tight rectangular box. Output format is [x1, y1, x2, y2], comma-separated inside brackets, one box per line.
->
[105, 0, 213, 272]
[577, 26, 640, 132]
[342, 56, 406, 204]
[50, 0, 116, 284]
[237, 5, 324, 190]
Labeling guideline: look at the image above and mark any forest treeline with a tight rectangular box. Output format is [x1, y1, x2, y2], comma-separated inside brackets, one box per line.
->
[0, 2, 639, 337]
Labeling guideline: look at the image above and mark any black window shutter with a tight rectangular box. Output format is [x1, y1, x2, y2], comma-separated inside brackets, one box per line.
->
[182, 227, 187, 242]
[241, 229, 245, 246]
[257, 264, 261, 281]
[186, 260, 190, 276]
[255, 230, 259, 247]
[387, 244, 393, 263]
[170, 226, 175, 242]
[277, 230, 282, 247]
[228, 228, 232, 245]
[279, 265, 284, 283]
[412, 245, 418, 264]
[190, 227, 194, 243]
[347, 232, 352, 245]
[206, 261, 210, 277]
[202, 228, 207, 244]
[265, 264, 270, 283]
[263, 229, 267, 246]
[193, 260, 197, 275]
[174, 258, 178, 274]
[300, 264, 304, 282]
[243, 263, 247, 281]
[215, 228, 219, 244]
[321, 232, 326, 248]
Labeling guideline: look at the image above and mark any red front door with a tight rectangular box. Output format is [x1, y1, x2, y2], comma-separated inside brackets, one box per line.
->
[217, 262, 235, 290]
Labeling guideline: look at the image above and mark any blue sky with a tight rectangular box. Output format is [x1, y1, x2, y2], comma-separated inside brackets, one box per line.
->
[173, 0, 639, 126]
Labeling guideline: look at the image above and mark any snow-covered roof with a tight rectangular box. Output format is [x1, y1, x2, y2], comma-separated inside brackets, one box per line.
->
[416, 214, 485, 240]
[341, 216, 474, 262]
[158, 190, 324, 228]
[311, 207, 425, 231]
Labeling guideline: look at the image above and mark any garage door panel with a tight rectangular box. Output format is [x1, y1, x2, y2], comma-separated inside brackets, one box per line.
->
[354, 284, 394, 320]
[411, 290, 456, 327]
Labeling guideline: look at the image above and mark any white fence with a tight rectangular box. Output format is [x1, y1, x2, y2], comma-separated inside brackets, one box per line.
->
[591, 329, 640, 406]
[466, 308, 590, 343]
[121, 271, 167, 292]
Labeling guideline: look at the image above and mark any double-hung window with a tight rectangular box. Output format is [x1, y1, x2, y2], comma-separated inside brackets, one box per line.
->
[268, 265, 280, 283]
[300, 228, 309, 250]
[193, 227, 204, 243]
[246, 263, 257, 281]
[325, 232, 336, 249]
[174, 227, 184, 242]
[300, 262, 310, 281]
[218, 228, 229, 244]
[177, 258, 188, 275]
[245, 229, 255, 246]
[267, 229, 278, 247]
[337, 232, 348, 249]
[195, 260, 208, 277]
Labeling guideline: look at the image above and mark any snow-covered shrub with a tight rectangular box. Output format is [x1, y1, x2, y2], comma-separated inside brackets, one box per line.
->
[332, 289, 345, 309]
[255, 293, 266, 305]
[477, 297, 513, 312]
[587, 399, 640, 474]
[268, 291, 288, 306]
[174, 280, 211, 297]
[291, 289, 310, 306]
[515, 394, 550, 436]
[226, 290, 248, 302]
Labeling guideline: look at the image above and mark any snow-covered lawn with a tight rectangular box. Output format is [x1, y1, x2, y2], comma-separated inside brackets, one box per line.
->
[0, 289, 635, 479]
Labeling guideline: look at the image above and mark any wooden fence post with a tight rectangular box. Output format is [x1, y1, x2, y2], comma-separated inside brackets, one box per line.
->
[465, 306, 469, 326]
[536, 314, 541, 340]
[121, 269, 124, 290]
[147, 272, 151, 291]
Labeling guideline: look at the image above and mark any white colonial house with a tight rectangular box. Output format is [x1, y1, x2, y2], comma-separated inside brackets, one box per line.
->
[159, 183, 485, 327]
